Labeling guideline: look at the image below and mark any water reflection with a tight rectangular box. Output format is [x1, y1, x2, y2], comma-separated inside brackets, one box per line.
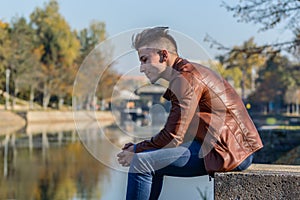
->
[0, 123, 213, 200]
[0, 133, 110, 199]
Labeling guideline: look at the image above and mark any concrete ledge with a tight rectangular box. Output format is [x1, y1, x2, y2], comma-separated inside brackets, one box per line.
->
[214, 164, 300, 200]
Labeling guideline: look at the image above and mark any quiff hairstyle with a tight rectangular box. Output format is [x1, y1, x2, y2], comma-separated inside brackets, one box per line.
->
[132, 27, 178, 54]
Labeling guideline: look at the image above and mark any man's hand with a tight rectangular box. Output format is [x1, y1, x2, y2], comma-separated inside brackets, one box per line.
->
[117, 143, 135, 167]
[122, 142, 134, 150]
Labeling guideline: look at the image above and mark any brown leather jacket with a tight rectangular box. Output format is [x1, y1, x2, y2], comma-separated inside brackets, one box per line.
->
[135, 58, 263, 174]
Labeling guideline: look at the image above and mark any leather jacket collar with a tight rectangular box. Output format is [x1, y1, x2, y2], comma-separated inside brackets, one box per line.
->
[172, 57, 194, 73]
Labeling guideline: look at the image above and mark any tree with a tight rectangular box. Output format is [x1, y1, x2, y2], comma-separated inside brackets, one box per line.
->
[211, 0, 300, 114]
[223, 0, 299, 31]
[217, 0, 300, 54]
[30, 0, 80, 109]
[0, 20, 12, 94]
[75, 21, 119, 110]
[294, 29, 300, 59]
[78, 20, 106, 60]
[219, 38, 266, 100]
[284, 63, 300, 115]
[249, 55, 293, 113]
[9, 17, 42, 110]
[285, 86, 300, 115]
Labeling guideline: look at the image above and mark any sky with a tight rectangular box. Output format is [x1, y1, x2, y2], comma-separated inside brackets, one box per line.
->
[0, 0, 294, 59]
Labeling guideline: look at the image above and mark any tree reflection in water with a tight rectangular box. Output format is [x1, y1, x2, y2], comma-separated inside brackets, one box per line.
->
[0, 125, 214, 200]
[0, 131, 109, 200]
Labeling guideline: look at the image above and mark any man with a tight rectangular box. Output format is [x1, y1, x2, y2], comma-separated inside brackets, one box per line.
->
[117, 27, 263, 200]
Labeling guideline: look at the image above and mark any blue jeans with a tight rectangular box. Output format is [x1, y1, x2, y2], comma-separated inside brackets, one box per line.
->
[126, 140, 206, 200]
[126, 140, 253, 200]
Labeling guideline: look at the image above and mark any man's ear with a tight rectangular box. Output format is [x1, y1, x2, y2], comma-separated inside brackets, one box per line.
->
[159, 50, 168, 63]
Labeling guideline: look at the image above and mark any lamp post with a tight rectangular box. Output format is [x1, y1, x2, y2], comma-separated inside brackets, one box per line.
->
[5, 68, 10, 110]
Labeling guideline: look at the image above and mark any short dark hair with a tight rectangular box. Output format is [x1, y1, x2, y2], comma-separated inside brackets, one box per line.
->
[132, 27, 178, 53]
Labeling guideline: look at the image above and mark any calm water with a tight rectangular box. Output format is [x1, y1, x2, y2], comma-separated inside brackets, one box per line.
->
[0, 123, 213, 200]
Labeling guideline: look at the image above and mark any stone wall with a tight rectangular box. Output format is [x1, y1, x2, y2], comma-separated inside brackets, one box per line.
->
[214, 164, 300, 200]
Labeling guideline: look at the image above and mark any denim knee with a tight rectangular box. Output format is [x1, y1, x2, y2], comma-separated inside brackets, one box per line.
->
[129, 153, 154, 174]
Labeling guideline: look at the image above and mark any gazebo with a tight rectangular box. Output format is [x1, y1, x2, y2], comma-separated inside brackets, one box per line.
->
[135, 84, 167, 105]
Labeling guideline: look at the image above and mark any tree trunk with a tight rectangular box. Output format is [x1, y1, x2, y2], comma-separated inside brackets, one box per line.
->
[12, 85, 19, 110]
[292, 104, 295, 114]
[43, 94, 50, 110]
[58, 97, 64, 110]
[85, 95, 92, 110]
[43, 82, 51, 110]
[29, 85, 34, 110]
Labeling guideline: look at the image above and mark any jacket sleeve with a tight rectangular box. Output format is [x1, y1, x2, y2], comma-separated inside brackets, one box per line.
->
[135, 74, 202, 153]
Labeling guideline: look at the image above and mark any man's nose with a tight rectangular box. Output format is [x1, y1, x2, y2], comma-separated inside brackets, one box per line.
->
[140, 64, 145, 73]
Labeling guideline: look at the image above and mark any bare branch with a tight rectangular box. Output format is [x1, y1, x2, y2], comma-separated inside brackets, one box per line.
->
[208, 1, 300, 58]
[222, 0, 300, 31]
[204, 34, 300, 56]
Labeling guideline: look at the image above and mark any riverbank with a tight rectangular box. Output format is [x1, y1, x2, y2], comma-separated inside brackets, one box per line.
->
[25, 110, 114, 123]
[0, 111, 26, 134]
[0, 110, 115, 135]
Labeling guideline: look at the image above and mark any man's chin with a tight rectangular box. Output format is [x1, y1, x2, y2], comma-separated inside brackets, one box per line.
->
[147, 77, 156, 84]
[150, 79, 158, 84]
